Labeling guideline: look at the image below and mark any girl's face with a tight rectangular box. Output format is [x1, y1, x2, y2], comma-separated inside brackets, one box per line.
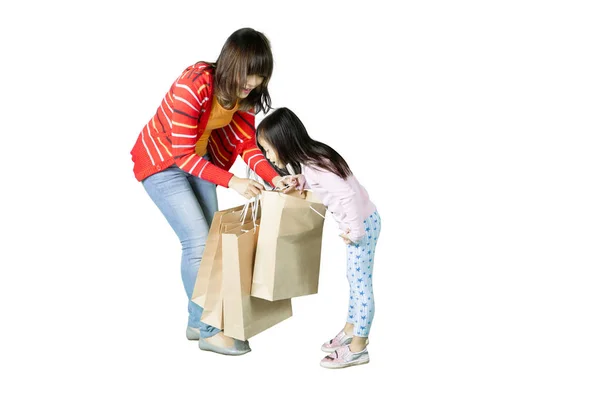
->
[238, 74, 264, 98]
[258, 137, 283, 168]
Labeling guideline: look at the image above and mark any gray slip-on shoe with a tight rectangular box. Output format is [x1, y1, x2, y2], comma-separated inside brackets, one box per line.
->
[198, 337, 251, 356]
[186, 326, 200, 341]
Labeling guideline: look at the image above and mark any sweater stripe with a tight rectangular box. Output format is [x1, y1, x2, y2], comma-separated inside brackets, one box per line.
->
[231, 118, 251, 139]
[175, 82, 200, 105]
[164, 97, 173, 114]
[173, 122, 198, 129]
[173, 95, 199, 113]
[198, 161, 209, 177]
[141, 128, 155, 165]
[172, 133, 198, 138]
[209, 137, 228, 165]
[179, 153, 195, 169]
[160, 104, 172, 128]
[157, 137, 172, 157]
[208, 141, 226, 167]
[189, 157, 203, 174]
[246, 153, 262, 168]
[146, 124, 164, 162]
[220, 127, 235, 148]
[226, 124, 243, 143]
[155, 113, 166, 133]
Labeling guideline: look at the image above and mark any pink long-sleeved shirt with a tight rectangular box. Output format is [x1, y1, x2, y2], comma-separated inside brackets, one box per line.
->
[298, 164, 377, 243]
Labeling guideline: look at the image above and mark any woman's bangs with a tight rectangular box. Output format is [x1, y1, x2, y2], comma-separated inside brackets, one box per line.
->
[247, 48, 273, 78]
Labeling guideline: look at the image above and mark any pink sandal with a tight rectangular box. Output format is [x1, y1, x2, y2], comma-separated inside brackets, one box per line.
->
[320, 345, 369, 369]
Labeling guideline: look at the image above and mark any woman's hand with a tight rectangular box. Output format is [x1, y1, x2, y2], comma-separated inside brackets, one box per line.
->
[228, 176, 265, 199]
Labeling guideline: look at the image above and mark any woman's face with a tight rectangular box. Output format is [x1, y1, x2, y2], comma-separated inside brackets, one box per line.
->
[238, 74, 264, 98]
[258, 137, 283, 168]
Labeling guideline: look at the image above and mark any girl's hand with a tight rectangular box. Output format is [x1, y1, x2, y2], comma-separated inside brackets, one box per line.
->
[228, 176, 265, 199]
[289, 174, 306, 191]
[274, 175, 303, 194]
[340, 229, 354, 245]
[272, 176, 294, 194]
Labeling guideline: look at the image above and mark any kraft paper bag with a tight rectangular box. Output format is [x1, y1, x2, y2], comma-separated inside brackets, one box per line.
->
[251, 190, 326, 301]
[191, 203, 259, 329]
[222, 222, 292, 340]
[191, 204, 243, 308]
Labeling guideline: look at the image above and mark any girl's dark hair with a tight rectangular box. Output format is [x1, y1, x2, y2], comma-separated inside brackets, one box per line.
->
[213, 28, 273, 113]
[257, 108, 352, 179]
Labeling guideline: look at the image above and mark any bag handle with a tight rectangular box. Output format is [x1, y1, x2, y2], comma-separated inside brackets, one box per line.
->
[248, 164, 325, 220]
[240, 167, 261, 230]
[286, 163, 325, 219]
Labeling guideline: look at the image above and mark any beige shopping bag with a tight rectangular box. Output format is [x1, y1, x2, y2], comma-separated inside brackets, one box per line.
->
[251, 190, 326, 301]
[222, 222, 292, 340]
[191, 203, 259, 329]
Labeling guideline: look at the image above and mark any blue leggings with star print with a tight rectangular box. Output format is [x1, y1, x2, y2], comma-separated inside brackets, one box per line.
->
[346, 210, 381, 337]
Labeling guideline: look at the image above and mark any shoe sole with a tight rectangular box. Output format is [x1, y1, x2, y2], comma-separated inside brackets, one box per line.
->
[320, 357, 370, 369]
[198, 339, 251, 356]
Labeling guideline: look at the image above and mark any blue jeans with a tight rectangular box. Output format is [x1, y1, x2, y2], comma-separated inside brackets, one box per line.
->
[142, 163, 220, 338]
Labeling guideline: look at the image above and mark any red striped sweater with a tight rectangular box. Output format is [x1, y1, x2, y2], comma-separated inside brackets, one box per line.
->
[130, 62, 279, 187]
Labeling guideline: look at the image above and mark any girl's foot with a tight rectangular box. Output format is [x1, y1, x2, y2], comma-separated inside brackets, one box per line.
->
[320, 345, 369, 369]
[321, 330, 370, 352]
[321, 329, 353, 352]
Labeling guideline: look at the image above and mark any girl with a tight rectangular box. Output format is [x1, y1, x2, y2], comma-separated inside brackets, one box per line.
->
[256, 108, 381, 369]
[130, 28, 287, 356]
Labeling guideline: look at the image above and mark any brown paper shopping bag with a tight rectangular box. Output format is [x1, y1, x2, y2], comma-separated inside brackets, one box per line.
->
[251, 190, 327, 301]
[222, 222, 292, 340]
[191, 203, 259, 329]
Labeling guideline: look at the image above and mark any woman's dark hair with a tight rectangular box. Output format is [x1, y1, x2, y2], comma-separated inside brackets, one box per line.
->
[257, 108, 352, 179]
[213, 28, 273, 113]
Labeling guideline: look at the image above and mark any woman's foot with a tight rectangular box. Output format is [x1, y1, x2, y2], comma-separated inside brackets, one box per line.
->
[198, 331, 251, 356]
[186, 326, 200, 340]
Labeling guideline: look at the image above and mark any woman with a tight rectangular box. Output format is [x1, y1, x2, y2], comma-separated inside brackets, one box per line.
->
[130, 28, 286, 356]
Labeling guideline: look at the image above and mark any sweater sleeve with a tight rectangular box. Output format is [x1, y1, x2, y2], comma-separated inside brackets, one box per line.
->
[170, 77, 234, 187]
[235, 111, 280, 185]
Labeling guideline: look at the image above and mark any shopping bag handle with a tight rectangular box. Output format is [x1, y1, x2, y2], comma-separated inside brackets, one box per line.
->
[240, 196, 259, 229]
[247, 165, 324, 219]
[240, 166, 261, 230]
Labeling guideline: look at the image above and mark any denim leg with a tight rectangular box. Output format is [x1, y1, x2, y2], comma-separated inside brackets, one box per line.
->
[188, 173, 218, 228]
[186, 173, 219, 338]
[142, 165, 220, 338]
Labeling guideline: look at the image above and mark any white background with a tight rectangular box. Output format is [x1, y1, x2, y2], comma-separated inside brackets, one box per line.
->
[1, 0, 599, 399]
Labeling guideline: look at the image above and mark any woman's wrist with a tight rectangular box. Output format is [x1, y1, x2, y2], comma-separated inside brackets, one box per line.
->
[228, 175, 239, 188]
[272, 176, 284, 187]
